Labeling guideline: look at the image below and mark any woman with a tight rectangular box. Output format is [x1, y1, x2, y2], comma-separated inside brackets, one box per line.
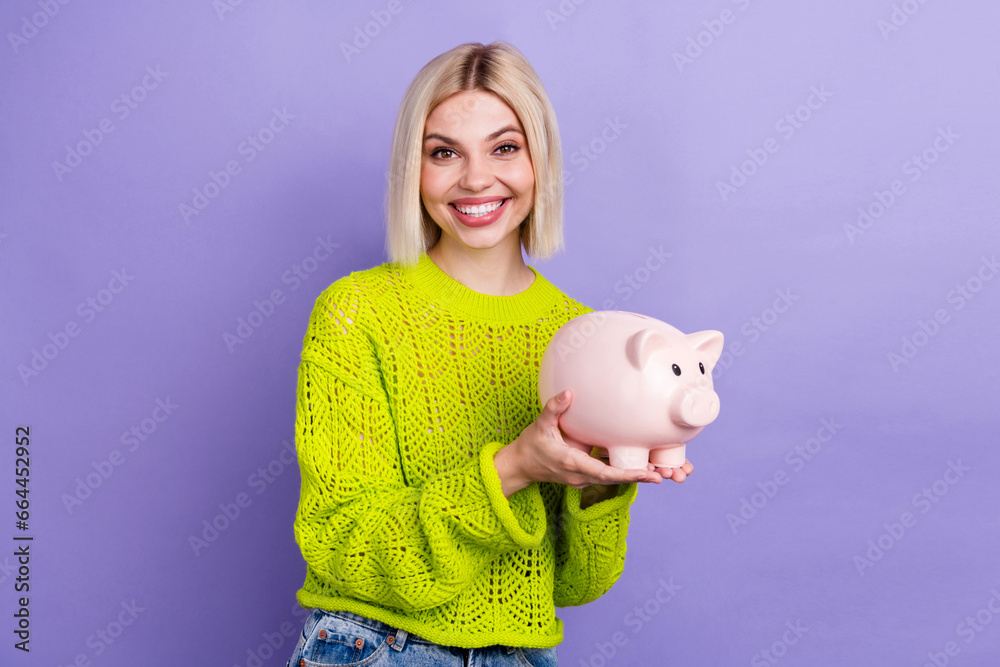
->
[287, 41, 693, 667]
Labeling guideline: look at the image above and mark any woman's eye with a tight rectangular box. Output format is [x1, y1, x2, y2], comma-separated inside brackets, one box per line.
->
[431, 143, 518, 159]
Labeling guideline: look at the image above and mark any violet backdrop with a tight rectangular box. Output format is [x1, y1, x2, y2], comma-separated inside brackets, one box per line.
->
[1, 1, 998, 666]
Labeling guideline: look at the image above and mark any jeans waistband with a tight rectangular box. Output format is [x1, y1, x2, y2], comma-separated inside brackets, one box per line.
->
[313, 608, 418, 651]
[310, 608, 519, 654]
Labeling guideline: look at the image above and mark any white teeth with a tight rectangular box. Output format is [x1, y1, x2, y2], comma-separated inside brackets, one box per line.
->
[454, 199, 505, 217]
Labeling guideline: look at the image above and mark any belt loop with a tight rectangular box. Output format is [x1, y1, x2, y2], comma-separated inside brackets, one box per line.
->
[389, 628, 408, 651]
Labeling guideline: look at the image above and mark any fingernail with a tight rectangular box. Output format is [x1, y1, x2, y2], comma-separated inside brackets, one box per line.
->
[558, 390, 567, 402]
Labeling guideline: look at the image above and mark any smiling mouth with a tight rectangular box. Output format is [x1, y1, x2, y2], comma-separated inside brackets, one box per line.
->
[449, 198, 510, 218]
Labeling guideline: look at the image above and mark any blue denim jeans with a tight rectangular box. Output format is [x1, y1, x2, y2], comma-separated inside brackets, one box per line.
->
[286, 608, 558, 666]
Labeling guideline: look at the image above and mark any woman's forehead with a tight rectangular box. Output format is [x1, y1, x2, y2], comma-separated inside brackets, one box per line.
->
[425, 91, 521, 133]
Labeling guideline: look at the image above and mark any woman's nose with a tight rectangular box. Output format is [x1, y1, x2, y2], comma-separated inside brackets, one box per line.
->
[458, 154, 493, 191]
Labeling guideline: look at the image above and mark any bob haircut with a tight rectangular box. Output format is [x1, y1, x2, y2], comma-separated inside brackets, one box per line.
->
[383, 41, 565, 267]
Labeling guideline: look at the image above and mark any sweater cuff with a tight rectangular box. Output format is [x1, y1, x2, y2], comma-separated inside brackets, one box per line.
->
[564, 483, 639, 521]
[479, 441, 546, 549]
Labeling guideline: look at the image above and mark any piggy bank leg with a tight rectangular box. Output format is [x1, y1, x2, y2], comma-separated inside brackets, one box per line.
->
[650, 445, 686, 469]
[607, 446, 652, 471]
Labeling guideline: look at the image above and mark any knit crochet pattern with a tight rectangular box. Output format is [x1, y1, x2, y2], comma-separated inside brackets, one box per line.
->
[293, 251, 639, 649]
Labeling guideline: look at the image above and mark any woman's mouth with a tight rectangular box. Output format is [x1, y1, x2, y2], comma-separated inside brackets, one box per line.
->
[449, 198, 510, 227]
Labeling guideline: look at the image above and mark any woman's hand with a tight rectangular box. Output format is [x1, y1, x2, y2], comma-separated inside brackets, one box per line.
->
[657, 459, 694, 483]
[579, 449, 692, 507]
[590, 448, 695, 484]
[493, 389, 662, 498]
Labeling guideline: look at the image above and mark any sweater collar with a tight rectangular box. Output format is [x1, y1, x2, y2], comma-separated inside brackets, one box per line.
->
[405, 251, 561, 322]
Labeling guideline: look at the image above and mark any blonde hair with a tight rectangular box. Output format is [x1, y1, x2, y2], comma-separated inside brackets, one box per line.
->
[383, 41, 565, 266]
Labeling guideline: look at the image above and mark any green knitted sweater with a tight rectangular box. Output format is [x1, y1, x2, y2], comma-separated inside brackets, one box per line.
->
[292, 250, 639, 649]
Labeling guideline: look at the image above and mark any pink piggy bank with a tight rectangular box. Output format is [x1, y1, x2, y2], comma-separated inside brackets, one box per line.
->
[538, 310, 724, 471]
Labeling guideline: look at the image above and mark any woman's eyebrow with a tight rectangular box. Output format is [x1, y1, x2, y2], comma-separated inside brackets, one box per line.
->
[423, 125, 524, 145]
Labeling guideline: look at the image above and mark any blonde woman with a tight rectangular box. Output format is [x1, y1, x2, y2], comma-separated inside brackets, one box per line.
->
[287, 41, 692, 667]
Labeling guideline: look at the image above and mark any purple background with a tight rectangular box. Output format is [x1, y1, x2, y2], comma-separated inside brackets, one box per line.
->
[2, 1, 999, 665]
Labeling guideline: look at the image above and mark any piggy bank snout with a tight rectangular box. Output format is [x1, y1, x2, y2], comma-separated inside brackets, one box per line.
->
[671, 388, 720, 428]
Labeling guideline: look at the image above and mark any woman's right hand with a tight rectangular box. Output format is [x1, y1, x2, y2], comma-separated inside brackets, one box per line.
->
[493, 389, 662, 498]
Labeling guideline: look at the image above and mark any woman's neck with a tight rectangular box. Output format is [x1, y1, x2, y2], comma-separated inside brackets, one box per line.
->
[426, 238, 535, 297]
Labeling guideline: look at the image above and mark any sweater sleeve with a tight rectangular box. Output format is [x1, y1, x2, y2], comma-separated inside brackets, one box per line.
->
[550, 482, 639, 608]
[292, 285, 548, 613]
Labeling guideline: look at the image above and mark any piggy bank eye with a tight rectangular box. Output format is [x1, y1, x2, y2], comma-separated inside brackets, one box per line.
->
[672, 364, 681, 376]
[699, 362, 705, 374]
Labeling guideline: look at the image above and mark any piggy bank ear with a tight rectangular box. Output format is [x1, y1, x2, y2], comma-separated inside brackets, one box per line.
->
[686, 330, 725, 368]
[625, 329, 672, 371]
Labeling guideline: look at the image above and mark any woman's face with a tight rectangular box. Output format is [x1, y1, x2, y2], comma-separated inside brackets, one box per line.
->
[420, 90, 535, 254]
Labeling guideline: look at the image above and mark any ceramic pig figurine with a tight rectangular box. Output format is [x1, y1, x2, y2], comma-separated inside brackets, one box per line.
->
[538, 310, 724, 470]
